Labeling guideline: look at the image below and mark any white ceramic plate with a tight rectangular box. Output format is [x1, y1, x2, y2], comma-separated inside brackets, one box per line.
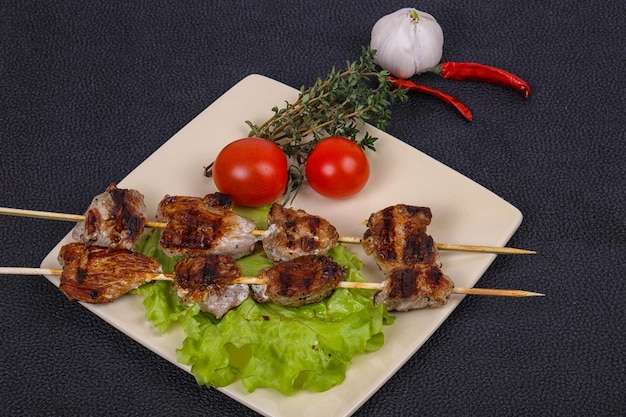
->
[40, 75, 523, 417]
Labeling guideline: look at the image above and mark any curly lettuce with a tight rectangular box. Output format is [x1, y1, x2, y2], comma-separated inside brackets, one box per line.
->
[133, 228, 394, 395]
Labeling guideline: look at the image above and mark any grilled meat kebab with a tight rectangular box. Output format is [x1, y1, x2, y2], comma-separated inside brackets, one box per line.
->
[156, 192, 258, 259]
[61, 196, 463, 314]
[72, 183, 147, 250]
[57, 242, 162, 303]
[261, 203, 339, 262]
[251, 255, 345, 307]
[173, 254, 249, 319]
[362, 204, 440, 274]
[55, 246, 454, 314]
[375, 264, 454, 311]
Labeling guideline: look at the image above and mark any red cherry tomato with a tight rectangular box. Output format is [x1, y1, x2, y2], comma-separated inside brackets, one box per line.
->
[212, 137, 288, 207]
[305, 136, 370, 199]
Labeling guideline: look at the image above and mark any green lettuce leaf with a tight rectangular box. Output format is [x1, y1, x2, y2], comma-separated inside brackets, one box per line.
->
[133, 229, 394, 395]
[232, 203, 272, 230]
[234, 247, 274, 277]
[133, 228, 183, 274]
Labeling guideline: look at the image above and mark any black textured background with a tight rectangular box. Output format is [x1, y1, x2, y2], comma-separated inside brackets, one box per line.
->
[2, 1, 625, 416]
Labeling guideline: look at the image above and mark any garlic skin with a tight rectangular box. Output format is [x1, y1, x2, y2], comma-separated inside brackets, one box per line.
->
[370, 8, 444, 78]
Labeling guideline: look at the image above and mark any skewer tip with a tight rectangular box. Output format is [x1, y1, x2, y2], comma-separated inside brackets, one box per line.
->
[435, 243, 536, 255]
[453, 287, 545, 297]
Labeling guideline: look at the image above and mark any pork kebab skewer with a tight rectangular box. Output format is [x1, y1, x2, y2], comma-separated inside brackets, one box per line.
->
[0, 185, 535, 256]
[0, 185, 259, 259]
[1, 244, 543, 319]
[173, 255, 543, 315]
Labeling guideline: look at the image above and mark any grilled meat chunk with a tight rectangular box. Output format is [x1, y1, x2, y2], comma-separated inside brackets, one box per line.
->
[362, 204, 439, 274]
[251, 255, 345, 307]
[173, 255, 248, 319]
[261, 203, 339, 262]
[72, 183, 147, 250]
[57, 242, 162, 303]
[156, 192, 258, 259]
[375, 264, 453, 311]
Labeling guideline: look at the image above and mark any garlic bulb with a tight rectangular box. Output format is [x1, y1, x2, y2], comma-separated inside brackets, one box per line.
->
[370, 8, 444, 78]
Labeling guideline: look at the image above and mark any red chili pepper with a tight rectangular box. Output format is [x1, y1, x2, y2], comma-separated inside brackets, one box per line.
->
[430, 62, 531, 99]
[387, 76, 473, 122]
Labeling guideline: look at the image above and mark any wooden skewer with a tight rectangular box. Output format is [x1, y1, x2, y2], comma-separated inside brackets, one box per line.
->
[450, 287, 544, 297]
[231, 276, 543, 296]
[341, 237, 533, 255]
[0, 267, 171, 282]
[0, 207, 165, 229]
[0, 267, 544, 298]
[0, 207, 536, 255]
[255, 231, 537, 255]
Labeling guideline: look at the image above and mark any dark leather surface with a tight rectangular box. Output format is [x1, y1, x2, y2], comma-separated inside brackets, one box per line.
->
[2, 1, 624, 416]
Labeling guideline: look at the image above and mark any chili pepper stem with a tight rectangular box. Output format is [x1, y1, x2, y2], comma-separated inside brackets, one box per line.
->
[428, 64, 443, 76]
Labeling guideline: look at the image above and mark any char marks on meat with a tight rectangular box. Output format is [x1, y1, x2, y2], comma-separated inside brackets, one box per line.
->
[252, 255, 345, 307]
[362, 204, 439, 274]
[375, 264, 453, 311]
[261, 203, 339, 262]
[173, 255, 249, 319]
[58, 242, 162, 303]
[156, 192, 258, 259]
[72, 183, 147, 250]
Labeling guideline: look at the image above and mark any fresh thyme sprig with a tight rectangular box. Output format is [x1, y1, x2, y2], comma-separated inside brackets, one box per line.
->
[204, 47, 407, 204]
[245, 47, 408, 164]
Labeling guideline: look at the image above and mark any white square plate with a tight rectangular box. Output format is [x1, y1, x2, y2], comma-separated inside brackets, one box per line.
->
[41, 74, 522, 417]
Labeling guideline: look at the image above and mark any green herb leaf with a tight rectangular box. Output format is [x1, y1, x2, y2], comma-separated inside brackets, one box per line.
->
[240, 47, 407, 201]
